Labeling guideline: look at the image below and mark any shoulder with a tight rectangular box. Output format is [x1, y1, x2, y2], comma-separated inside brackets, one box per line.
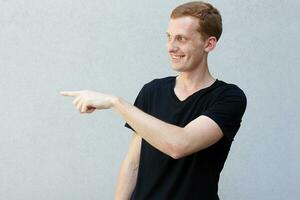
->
[215, 80, 247, 104]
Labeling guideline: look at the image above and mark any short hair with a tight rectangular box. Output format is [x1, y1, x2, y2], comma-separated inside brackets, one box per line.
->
[170, 1, 222, 42]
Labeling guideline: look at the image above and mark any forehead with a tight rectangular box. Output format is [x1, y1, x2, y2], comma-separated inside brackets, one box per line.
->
[166, 16, 200, 37]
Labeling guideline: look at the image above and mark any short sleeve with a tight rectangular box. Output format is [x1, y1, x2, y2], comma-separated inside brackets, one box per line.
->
[124, 85, 148, 132]
[201, 86, 247, 142]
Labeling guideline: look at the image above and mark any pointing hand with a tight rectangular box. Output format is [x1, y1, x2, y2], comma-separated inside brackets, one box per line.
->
[60, 90, 118, 113]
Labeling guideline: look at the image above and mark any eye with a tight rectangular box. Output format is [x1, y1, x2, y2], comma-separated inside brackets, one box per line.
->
[176, 36, 185, 42]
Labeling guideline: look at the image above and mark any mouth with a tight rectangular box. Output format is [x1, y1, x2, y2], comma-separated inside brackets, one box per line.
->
[170, 54, 185, 62]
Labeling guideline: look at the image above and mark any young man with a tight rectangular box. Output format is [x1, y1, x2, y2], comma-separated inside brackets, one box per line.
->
[61, 1, 247, 199]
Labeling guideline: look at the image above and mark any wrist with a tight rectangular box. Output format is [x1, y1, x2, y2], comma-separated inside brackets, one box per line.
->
[111, 96, 121, 108]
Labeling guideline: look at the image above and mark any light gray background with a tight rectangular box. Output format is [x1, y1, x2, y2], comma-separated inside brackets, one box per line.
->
[1, 0, 299, 199]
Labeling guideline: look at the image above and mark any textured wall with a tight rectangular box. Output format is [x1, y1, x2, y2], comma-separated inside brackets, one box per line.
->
[0, 0, 299, 199]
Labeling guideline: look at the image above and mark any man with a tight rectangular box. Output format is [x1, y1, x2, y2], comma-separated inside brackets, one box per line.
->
[60, 1, 247, 199]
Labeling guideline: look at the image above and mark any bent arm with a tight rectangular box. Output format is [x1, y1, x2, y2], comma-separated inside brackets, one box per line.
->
[60, 90, 224, 159]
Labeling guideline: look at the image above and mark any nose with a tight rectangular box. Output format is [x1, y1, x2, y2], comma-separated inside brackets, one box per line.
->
[167, 39, 179, 53]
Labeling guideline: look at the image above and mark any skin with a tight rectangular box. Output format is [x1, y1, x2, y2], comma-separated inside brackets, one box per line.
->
[60, 16, 224, 159]
[166, 16, 217, 97]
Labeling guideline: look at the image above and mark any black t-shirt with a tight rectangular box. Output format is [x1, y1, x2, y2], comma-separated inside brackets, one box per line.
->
[124, 76, 247, 200]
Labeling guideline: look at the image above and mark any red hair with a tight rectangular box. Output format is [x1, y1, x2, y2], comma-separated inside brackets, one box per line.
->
[170, 1, 222, 41]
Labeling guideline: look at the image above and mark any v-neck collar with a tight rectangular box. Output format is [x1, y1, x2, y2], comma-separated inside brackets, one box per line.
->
[169, 76, 219, 103]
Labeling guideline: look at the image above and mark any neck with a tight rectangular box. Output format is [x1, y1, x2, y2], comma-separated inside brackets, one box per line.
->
[175, 59, 215, 92]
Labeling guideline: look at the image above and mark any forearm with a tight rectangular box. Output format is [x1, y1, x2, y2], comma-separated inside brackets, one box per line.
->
[114, 159, 139, 200]
[111, 97, 185, 158]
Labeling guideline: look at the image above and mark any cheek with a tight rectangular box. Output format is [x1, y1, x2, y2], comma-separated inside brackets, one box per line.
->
[185, 47, 200, 58]
[192, 45, 204, 56]
[184, 43, 200, 54]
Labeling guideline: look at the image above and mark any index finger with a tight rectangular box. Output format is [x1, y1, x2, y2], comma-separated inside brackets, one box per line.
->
[60, 91, 80, 97]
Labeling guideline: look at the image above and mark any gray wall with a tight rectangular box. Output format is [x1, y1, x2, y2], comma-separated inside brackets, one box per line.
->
[1, 0, 299, 199]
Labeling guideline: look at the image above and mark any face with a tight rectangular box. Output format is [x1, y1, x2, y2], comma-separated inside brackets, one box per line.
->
[166, 16, 208, 72]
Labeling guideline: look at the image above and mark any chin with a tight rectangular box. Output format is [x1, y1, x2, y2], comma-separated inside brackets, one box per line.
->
[171, 63, 186, 72]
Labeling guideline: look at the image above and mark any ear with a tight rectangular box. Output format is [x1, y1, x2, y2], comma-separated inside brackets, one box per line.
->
[204, 36, 217, 53]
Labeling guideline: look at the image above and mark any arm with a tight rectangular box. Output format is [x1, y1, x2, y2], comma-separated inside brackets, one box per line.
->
[114, 133, 142, 200]
[60, 90, 224, 159]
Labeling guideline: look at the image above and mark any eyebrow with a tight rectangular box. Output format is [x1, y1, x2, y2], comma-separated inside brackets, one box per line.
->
[166, 32, 189, 39]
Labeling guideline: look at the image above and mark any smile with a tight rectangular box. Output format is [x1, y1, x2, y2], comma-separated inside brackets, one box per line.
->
[171, 55, 185, 59]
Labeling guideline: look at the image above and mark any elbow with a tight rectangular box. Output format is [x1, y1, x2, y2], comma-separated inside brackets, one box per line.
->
[171, 152, 182, 160]
[167, 140, 187, 160]
[162, 127, 189, 159]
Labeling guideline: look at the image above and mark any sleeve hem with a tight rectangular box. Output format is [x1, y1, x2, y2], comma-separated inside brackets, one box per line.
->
[201, 113, 235, 142]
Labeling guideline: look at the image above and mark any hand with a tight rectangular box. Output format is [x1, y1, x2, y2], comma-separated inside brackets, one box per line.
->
[60, 90, 118, 113]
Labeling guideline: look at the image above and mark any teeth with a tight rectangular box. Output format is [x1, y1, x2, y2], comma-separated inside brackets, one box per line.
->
[172, 55, 184, 59]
